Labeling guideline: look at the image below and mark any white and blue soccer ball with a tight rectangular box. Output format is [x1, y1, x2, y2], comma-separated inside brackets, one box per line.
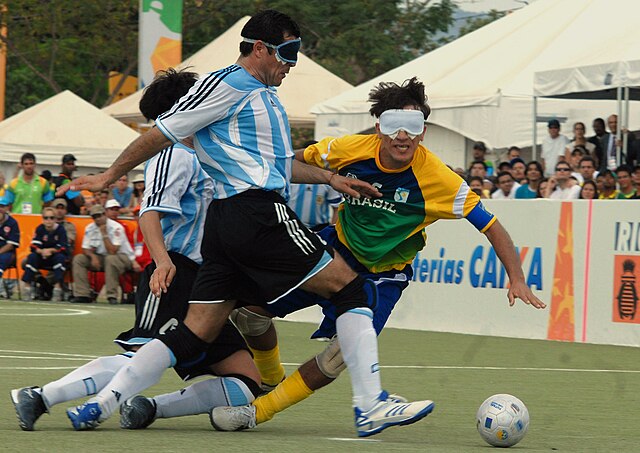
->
[476, 394, 530, 447]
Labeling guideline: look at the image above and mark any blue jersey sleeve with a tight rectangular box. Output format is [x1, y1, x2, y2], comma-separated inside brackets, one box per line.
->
[465, 201, 496, 232]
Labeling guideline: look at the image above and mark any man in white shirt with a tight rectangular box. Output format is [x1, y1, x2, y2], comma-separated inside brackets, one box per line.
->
[71, 204, 136, 304]
[541, 119, 570, 177]
[491, 171, 521, 199]
[545, 162, 581, 200]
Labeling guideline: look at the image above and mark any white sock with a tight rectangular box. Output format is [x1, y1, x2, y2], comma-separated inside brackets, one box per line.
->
[154, 377, 255, 419]
[336, 308, 382, 411]
[41, 355, 130, 408]
[91, 339, 172, 421]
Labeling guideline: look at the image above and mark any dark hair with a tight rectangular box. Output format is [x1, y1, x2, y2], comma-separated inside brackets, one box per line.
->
[525, 160, 543, 176]
[616, 164, 633, 176]
[473, 141, 487, 152]
[469, 160, 488, 171]
[593, 117, 605, 127]
[497, 171, 514, 182]
[579, 155, 596, 166]
[239, 10, 301, 56]
[498, 161, 512, 170]
[468, 175, 484, 185]
[139, 68, 199, 121]
[368, 77, 431, 120]
[508, 146, 520, 153]
[579, 180, 599, 199]
[536, 177, 549, 198]
[21, 153, 36, 163]
[571, 146, 586, 155]
[599, 169, 616, 179]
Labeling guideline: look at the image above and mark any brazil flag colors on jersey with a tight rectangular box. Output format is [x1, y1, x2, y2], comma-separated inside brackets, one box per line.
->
[303, 134, 496, 272]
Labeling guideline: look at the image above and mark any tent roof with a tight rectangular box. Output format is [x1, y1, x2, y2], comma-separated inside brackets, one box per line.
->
[103, 16, 353, 127]
[534, 59, 640, 100]
[0, 90, 139, 167]
[312, 0, 640, 115]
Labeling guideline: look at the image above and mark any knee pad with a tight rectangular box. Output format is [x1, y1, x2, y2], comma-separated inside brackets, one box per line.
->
[315, 336, 345, 379]
[330, 276, 377, 317]
[158, 322, 210, 367]
[229, 307, 273, 337]
[222, 373, 263, 400]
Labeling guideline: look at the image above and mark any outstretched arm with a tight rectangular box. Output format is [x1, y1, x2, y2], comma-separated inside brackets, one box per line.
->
[57, 128, 171, 195]
[484, 219, 546, 309]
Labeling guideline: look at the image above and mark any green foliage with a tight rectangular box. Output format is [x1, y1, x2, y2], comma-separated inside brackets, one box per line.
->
[3, 0, 456, 116]
[457, 9, 506, 38]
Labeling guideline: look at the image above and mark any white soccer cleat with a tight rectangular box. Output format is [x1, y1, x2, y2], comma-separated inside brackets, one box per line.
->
[210, 404, 257, 431]
[354, 391, 435, 437]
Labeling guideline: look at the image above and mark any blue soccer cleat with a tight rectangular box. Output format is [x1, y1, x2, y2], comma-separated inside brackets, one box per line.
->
[66, 402, 102, 431]
[354, 390, 435, 437]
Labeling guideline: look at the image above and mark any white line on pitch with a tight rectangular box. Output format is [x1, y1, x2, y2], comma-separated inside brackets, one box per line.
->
[327, 438, 382, 442]
[0, 355, 93, 361]
[282, 363, 640, 374]
[0, 367, 78, 370]
[0, 349, 97, 358]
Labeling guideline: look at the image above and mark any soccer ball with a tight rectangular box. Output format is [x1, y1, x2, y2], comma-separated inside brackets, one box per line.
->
[476, 394, 529, 447]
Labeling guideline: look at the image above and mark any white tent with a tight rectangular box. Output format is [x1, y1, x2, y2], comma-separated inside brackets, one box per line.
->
[103, 16, 353, 127]
[311, 0, 640, 167]
[0, 90, 139, 168]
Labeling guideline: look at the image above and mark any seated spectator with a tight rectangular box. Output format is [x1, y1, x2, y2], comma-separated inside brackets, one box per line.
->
[468, 160, 488, 179]
[130, 205, 152, 270]
[615, 165, 637, 199]
[510, 158, 526, 183]
[5, 153, 54, 214]
[578, 156, 598, 185]
[569, 147, 586, 183]
[491, 171, 520, 199]
[536, 178, 549, 198]
[579, 180, 599, 200]
[597, 170, 619, 199]
[472, 141, 495, 176]
[545, 162, 580, 199]
[497, 161, 512, 173]
[52, 199, 76, 253]
[515, 161, 544, 199]
[98, 189, 110, 207]
[0, 197, 20, 298]
[467, 176, 489, 199]
[111, 175, 133, 209]
[130, 174, 146, 212]
[632, 164, 640, 189]
[71, 204, 137, 304]
[565, 122, 596, 162]
[21, 207, 68, 302]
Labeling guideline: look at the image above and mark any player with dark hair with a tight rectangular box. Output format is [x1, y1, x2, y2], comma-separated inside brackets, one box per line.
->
[205, 77, 545, 435]
[11, 68, 262, 432]
[59, 10, 434, 436]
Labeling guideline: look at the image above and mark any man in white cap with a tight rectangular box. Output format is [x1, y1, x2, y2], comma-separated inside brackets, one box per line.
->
[71, 204, 137, 304]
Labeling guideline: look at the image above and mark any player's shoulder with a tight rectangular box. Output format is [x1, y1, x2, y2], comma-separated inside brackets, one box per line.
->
[8, 177, 19, 189]
[207, 64, 259, 92]
[331, 134, 380, 157]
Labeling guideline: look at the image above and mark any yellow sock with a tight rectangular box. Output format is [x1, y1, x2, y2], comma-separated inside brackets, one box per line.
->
[254, 370, 313, 424]
[250, 345, 286, 387]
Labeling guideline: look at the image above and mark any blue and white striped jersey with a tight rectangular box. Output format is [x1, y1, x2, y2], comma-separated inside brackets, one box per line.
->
[140, 143, 213, 264]
[155, 64, 294, 201]
[287, 183, 342, 229]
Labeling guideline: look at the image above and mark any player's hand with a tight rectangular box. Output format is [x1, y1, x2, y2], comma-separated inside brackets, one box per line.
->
[57, 173, 109, 196]
[329, 174, 382, 199]
[150, 259, 176, 297]
[507, 280, 546, 309]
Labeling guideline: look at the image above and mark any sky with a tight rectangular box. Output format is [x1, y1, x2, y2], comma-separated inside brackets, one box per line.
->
[454, 0, 538, 13]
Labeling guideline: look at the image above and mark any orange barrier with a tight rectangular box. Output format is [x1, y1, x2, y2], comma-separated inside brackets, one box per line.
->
[10, 214, 136, 278]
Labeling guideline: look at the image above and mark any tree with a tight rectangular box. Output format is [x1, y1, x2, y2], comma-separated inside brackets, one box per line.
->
[2, 0, 456, 116]
[457, 9, 506, 38]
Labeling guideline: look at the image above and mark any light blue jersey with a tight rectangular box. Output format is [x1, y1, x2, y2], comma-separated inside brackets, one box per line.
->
[139, 143, 213, 264]
[155, 64, 294, 201]
[288, 183, 342, 229]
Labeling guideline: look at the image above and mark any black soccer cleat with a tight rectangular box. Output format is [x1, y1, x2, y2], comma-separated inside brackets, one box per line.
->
[10, 386, 47, 431]
[119, 396, 157, 429]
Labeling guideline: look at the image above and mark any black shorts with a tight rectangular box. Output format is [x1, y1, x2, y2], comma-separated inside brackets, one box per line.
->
[190, 190, 333, 306]
[115, 252, 249, 380]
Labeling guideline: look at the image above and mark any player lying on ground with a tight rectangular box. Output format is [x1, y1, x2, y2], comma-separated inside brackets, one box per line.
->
[10, 68, 262, 432]
[121, 77, 545, 436]
[57, 11, 434, 437]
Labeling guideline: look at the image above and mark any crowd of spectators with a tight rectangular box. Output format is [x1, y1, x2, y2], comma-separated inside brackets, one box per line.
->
[458, 115, 640, 201]
[0, 115, 638, 301]
[0, 153, 149, 302]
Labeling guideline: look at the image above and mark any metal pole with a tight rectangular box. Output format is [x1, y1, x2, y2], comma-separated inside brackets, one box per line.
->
[532, 96, 538, 161]
[623, 86, 630, 161]
[616, 86, 622, 167]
